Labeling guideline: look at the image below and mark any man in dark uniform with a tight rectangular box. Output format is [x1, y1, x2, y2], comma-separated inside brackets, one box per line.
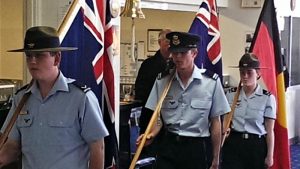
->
[135, 29, 172, 133]
[134, 29, 172, 166]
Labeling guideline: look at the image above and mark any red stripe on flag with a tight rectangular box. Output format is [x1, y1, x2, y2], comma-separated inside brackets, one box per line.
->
[84, 16, 103, 42]
[93, 56, 104, 80]
[197, 13, 209, 26]
[252, 23, 277, 96]
[103, 26, 115, 113]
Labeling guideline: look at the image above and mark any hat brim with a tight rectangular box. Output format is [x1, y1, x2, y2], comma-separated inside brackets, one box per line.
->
[7, 47, 78, 52]
[169, 47, 193, 53]
[229, 66, 269, 69]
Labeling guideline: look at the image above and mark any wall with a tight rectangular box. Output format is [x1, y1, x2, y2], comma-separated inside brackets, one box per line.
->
[0, 0, 24, 80]
[121, 9, 195, 57]
[121, 0, 262, 86]
[220, 0, 261, 85]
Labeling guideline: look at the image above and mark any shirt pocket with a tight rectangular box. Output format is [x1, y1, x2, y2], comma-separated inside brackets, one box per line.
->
[161, 99, 178, 120]
[47, 115, 77, 145]
[162, 99, 178, 109]
[17, 114, 33, 128]
[48, 117, 74, 128]
[189, 99, 211, 128]
[190, 99, 211, 118]
[191, 99, 211, 110]
[246, 104, 265, 122]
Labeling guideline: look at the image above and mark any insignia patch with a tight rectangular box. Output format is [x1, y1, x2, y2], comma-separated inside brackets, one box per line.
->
[20, 110, 28, 115]
[172, 35, 180, 45]
[27, 43, 35, 48]
[169, 100, 176, 105]
[24, 118, 31, 123]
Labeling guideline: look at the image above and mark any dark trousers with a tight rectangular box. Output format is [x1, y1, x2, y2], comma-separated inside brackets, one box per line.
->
[221, 131, 267, 169]
[155, 131, 211, 169]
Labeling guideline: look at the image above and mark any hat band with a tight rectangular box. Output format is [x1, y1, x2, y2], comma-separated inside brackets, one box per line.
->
[24, 37, 60, 50]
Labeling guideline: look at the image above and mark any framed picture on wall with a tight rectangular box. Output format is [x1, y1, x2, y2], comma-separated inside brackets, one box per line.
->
[147, 29, 162, 52]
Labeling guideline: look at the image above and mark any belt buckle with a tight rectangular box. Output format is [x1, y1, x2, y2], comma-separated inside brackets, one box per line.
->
[242, 133, 249, 139]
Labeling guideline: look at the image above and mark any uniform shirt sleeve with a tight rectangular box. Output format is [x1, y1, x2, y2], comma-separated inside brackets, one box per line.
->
[264, 94, 277, 119]
[3, 92, 23, 141]
[145, 79, 161, 111]
[210, 79, 231, 118]
[80, 90, 109, 143]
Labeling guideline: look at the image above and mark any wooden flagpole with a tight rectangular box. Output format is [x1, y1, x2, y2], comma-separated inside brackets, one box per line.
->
[129, 70, 176, 169]
[221, 81, 241, 146]
[57, 0, 80, 36]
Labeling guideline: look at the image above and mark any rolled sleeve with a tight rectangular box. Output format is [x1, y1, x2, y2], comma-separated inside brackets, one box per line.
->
[210, 79, 231, 118]
[264, 94, 276, 119]
[80, 91, 109, 143]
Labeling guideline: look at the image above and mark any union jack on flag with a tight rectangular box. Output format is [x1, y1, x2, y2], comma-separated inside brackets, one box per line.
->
[58, 0, 119, 168]
[189, 0, 223, 79]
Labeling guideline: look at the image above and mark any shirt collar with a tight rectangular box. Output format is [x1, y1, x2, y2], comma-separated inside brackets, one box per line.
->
[27, 71, 75, 96]
[254, 84, 263, 96]
[175, 65, 203, 81]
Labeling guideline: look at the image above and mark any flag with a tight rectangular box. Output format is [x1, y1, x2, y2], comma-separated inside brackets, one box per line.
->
[189, 0, 223, 80]
[58, 0, 119, 168]
[249, 0, 291, 168]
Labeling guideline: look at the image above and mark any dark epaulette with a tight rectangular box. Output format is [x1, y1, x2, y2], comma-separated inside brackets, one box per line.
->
[263, 89, 271, 96]
[71, 81, 91, 93]
[157, 69, 173, 80]
[202, 69, 219, 80]
[15, 84, 29, 95]
[229, 87, 238, 93]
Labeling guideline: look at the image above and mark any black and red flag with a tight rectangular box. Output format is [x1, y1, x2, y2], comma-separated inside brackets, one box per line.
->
[249, 0, 291, 168]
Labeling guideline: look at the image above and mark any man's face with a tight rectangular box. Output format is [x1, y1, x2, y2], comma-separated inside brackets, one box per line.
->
[171, 49, 197, 71]
[158, 37, 171, 59]
[25, 51, 60, 80]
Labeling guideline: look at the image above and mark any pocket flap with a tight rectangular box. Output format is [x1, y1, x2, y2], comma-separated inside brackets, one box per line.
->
[191, 99, 211, 109]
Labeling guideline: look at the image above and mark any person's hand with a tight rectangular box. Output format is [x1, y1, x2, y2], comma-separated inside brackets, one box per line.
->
[223, 128, 231, 138]
[136, 133, 154, 147]
[264, 155, 273, 168]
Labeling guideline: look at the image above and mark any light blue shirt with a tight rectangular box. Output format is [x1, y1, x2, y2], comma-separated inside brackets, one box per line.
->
[226, 85, 276, 135]
[2, 72, 109, 169]
[146, 66, 230, 137]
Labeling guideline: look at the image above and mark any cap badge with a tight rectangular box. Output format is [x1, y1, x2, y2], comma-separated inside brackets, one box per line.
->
[172, 35, 180, 46]
[27, 43, 35, 49]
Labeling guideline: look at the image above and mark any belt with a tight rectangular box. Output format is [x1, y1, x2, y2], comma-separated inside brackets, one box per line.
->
[230, 131, 265, 140]
[164, 131, 208, 142]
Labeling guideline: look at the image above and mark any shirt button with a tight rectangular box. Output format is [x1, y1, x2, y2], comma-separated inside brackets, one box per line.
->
[39, 122, 43, 126]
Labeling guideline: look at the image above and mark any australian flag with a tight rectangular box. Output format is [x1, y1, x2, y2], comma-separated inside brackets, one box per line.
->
[58, 0, 119, 168]
[189, 0, 223, 80]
